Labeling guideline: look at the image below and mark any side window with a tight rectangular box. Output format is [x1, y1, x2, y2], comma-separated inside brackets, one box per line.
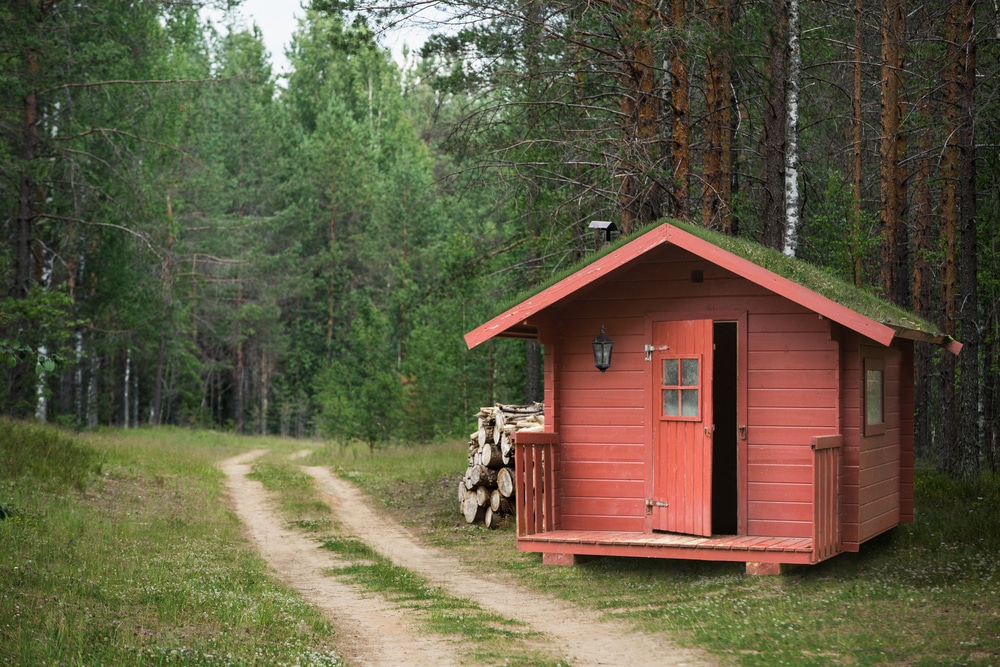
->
[863, 355, 885, 436]
[662, 357, 701, 420]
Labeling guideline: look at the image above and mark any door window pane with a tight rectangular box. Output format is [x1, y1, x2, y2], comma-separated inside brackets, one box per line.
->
[681, 389, 699, 416]
[663, 359, 679, 386]
[681, 359, 699, 386]
[663, 389, 679, 416]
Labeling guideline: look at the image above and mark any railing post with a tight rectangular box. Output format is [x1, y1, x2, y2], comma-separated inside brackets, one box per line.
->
[810, 435, 843, 562]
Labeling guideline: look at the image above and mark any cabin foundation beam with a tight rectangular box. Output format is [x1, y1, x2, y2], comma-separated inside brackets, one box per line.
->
[542, 552, 577, 566]
[541, 552, 599, 566]
[745, 561, 799, 575]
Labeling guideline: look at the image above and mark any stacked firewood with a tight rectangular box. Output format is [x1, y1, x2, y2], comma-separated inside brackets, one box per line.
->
[459, 403, 544, 529]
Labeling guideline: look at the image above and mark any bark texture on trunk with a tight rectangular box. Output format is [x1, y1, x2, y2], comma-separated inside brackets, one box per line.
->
[878, 0, 907, 305]
[670, 0, 690, 220]
[702, 0, 733, 234]
[761, 0, 788, 250]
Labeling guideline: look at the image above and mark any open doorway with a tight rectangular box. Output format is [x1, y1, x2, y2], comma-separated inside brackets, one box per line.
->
[712, 321, 738, 535]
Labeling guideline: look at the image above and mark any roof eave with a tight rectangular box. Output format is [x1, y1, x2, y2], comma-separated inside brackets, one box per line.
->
[889, 326, 963, 355]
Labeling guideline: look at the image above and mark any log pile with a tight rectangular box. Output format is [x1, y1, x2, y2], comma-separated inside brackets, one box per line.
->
[459, 402, 543, 529]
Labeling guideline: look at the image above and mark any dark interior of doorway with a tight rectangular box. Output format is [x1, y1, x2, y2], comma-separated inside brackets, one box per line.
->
[712, 321, 738, 535]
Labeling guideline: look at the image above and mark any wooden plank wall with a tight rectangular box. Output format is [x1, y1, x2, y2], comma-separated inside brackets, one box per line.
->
[746, 312, 839, 538]
[840, 334, 904, 550]
[548, 245, 840, 537]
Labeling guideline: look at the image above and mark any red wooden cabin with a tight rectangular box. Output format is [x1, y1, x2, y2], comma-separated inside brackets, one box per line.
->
[464, 221, 960, 573]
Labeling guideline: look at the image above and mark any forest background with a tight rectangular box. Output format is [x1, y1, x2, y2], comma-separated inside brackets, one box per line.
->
[1, 0, 997, 480]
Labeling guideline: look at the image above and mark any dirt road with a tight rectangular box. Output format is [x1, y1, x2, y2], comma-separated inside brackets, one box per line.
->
[219, 450, 717, 667]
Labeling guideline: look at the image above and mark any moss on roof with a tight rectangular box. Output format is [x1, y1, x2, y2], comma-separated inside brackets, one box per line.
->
[493, 218, 943, 337]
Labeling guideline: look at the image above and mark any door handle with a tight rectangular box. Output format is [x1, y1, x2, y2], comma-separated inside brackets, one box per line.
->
[738, 425, 747, 441]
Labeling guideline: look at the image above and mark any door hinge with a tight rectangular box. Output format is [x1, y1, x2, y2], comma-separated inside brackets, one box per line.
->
[645, 499, 669, 515]
[644, 344, 669, 361]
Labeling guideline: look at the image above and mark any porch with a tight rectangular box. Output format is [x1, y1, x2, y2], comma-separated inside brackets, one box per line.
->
[513, 432, 843, 567]
[518, 530, 814, 565]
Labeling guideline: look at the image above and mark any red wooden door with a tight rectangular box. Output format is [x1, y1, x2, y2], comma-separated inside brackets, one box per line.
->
[651, 319, 714, 536]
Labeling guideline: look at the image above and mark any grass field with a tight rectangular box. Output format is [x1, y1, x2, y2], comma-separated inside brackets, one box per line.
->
[2, 422, 998, 666]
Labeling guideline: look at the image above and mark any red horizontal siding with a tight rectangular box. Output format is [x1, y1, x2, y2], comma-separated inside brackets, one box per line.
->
[747, 312, 830, 334]
[557, 389, 644, 409]
[559, 405, 644, 427]
[860, 495, 900, 528]
[748, 331, 838, 351]
[749, 350, 838, 370]
[562, 368, 645, 390]
[560, 514, 645, 532]
[747, 463, 812, 484]
[859, 444, 902, 470]
[859, 477, 899, 505]
[748, 407, 839, 427]
[748, 501, 811, 522]
[560, 460, 644, 481]
[748, 482, 812, 503]
[558, 442, 644, 463]
[750, 426, 839, 446]
[748, 370, 838, 390]
[747, 444, 814, 465]
[748, 388, 839, 408]
[748, 519, 811, 539]
[560, 479, 644, 498]
[561, 497, 645, 517]
[859, 506, 900, 541]
[561, 425, 646, 445]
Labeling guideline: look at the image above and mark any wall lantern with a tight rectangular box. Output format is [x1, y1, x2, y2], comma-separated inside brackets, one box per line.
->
[592, 326, 614, 372]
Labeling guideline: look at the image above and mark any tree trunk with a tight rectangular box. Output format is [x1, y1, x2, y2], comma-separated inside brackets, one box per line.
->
[123, 348, 131, 429]
[782, 0, 802, 257]
[761, 0, 788, 250]
[849, 0, 866, 286]
[618, 0, 663, 233]
[233, 282, 245, 433]
[912, 88, 935, 459]
[669, 0, 690, 220]
[150, 333, 165, 425]
[940, 0, 961, 474]
[956, 0, 979, 481]
[702, 0, 733, 233]
[14, 12, 41, 299]
[879, 0, 907, 305]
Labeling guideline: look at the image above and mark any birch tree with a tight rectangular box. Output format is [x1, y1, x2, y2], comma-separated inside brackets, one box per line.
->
[782, 0, 801, 256]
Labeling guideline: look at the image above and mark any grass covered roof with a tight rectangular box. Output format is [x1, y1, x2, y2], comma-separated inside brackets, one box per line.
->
[481, 218, 952, 348]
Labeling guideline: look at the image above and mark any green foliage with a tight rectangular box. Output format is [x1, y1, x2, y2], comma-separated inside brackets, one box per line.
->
[799, 169, 880, 287]
[315, 291, 404, 448]
[0, 287, 75, 378]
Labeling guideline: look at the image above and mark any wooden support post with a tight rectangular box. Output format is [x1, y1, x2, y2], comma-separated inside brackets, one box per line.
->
[746, 562, 799, 575]
[542, 552, 600, 566]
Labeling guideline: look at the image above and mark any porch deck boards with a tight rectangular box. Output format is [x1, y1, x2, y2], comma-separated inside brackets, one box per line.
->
[517, 530, 814, 562]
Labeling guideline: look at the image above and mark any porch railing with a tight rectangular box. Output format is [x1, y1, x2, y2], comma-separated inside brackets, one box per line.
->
[811, 434, 843, 562]
[512, 432, 559, 537]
